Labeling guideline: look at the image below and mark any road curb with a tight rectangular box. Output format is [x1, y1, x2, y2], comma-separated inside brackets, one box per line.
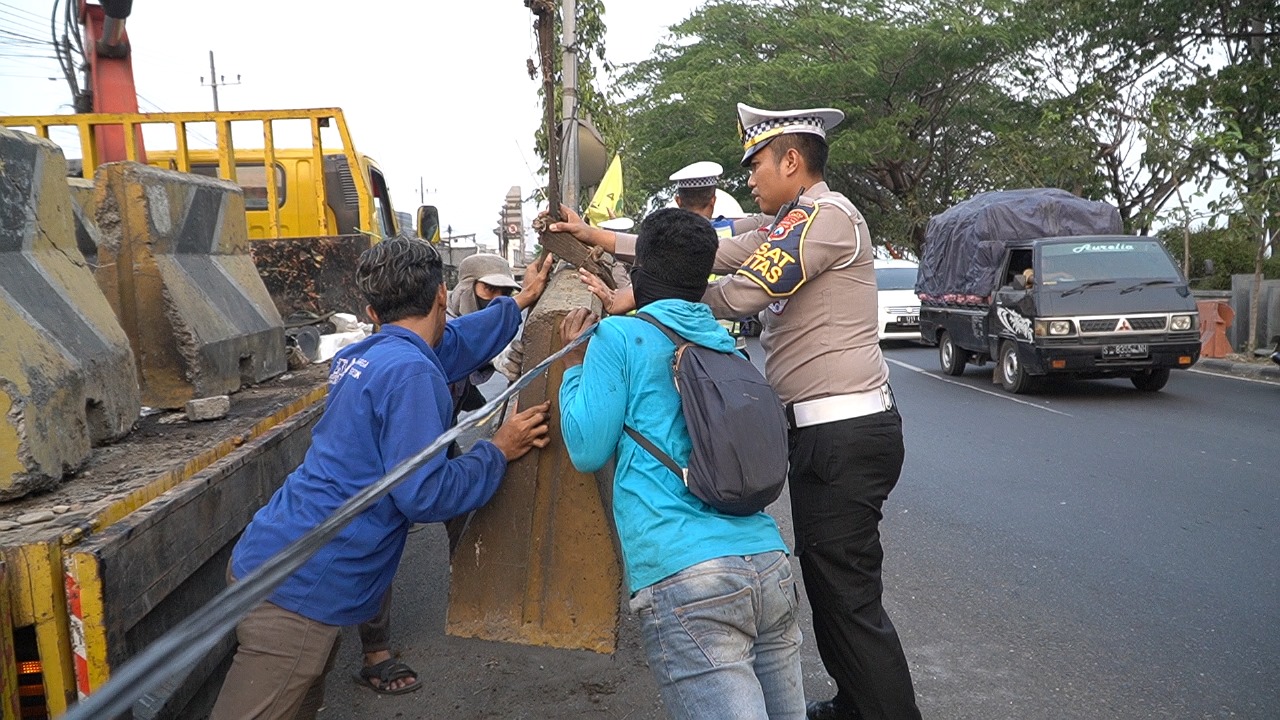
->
[1195, 358, 1280, 383]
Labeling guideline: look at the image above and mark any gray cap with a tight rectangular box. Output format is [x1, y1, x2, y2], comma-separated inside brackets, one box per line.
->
[459, 253, 521, 290]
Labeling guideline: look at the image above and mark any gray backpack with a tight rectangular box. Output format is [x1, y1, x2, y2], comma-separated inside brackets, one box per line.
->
[623, 313, 789, 516]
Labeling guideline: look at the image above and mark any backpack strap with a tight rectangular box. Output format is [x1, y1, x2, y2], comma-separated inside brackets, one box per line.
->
[623, 425, 686, 484]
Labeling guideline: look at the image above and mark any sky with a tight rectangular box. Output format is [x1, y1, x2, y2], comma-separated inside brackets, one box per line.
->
[0, 0, 699, 253]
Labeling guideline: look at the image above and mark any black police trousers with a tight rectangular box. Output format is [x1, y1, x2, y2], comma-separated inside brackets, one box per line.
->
[788, 407, 921, 720]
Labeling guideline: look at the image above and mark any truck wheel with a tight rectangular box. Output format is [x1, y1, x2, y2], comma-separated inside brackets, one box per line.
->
[998, 340, 1036, 394]
[939, 331, 969, 376]
[1131, 368, 1170, 392]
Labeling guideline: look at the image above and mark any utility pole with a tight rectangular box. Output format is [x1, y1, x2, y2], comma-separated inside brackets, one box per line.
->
[199, 51, 240, 111]
[559, 0, 579, 210]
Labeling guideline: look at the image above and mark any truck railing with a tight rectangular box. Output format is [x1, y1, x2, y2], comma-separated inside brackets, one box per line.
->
[0, 108, 371, 241]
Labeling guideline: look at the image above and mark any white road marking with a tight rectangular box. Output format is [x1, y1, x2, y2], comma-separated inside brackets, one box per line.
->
[886, 358, 1073, 417]
[1187, 367, 1280, 385]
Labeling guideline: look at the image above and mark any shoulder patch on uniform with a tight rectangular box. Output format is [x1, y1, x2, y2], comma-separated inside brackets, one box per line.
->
[735, 205, 816, 297]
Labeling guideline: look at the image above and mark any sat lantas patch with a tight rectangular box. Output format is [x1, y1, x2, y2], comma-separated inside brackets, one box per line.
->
[736, 205, 814, 296]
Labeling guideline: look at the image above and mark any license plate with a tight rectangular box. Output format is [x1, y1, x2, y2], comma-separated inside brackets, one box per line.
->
[896, 315, 919, 326]
[1103, 343, 1148, 358]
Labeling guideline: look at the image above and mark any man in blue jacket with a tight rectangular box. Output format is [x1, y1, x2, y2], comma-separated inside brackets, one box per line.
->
[558, 208, 805, 720]
[210, 238, 553, 720]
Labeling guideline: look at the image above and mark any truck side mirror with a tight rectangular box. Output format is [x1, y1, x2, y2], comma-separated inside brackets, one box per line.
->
[1012, 274, 1027, 290]
[417, 205, 441, 244]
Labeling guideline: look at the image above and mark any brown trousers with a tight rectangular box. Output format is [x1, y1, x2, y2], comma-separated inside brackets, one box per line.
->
[210, 599, 341, 720]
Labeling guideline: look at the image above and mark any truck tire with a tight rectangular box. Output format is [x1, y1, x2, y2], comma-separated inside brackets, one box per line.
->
[998, 340, 1036, 394]
[939, 331, 969, 376]
[1131, 368, 1170, 392]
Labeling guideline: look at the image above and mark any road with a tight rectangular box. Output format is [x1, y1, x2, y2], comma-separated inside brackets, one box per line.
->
[316, 339, 1279, 719]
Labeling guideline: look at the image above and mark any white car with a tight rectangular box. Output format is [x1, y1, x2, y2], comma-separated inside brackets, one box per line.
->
[874, 258, 921, 341]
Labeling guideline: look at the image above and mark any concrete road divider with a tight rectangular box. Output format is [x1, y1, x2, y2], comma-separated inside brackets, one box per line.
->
[446, 270, 622, 653]
[0, 128, 141, 500]
[92, 162, 287, 409]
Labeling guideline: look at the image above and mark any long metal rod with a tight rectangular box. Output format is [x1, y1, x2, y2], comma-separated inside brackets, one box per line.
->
[61, 325, 597, 720]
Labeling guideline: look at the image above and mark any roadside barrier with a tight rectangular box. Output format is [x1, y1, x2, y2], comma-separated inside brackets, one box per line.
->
[92, 162, 287, 408]
[61, 324, 597, 720]
[0, 128, 140, 500]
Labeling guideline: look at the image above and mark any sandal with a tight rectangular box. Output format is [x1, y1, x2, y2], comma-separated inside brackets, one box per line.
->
[354, 658, 421, 695]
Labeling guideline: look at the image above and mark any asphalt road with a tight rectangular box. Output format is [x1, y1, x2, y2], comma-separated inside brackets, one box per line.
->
[317, 339, 1279, 719]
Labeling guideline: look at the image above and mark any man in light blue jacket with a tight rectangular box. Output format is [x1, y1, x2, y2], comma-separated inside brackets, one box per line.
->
[558, 208, 805, 720]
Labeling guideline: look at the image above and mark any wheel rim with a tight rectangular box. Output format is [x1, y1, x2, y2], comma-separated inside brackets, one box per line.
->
[1003, 348, 1018, 383]
[941, 339, 953, 367]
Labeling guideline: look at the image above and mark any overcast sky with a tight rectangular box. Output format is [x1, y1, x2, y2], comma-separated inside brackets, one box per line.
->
[0, 1, 700, 251]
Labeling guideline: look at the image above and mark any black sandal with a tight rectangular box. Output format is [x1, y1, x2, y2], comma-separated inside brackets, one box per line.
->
[354, 658, 421, 695]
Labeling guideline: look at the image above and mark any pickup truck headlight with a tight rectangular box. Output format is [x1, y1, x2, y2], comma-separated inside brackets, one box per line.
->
[1170, 314, 1196, 331]
[1035, 319, 1075, 337]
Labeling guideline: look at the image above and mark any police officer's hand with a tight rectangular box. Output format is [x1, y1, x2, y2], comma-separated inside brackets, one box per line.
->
[514, 254, 555, 310]
[578, 269, 636, 316]
[546, 205, 617, 253]
[491, 401, 552, 462]
[559, 307, 597, 368]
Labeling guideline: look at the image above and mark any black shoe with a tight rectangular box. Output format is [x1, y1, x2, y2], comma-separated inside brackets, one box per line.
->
[806, 699, 863, 720]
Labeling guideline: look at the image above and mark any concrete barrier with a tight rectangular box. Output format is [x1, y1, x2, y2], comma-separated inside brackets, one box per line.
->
[446, 270, 622, 653]
[91, 162, 287, 408]
[0, 128, 141, 500]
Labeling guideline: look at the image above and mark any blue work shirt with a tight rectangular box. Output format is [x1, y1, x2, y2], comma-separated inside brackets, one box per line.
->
[232, 296, 522, 626]
[559, 299, 787, 593]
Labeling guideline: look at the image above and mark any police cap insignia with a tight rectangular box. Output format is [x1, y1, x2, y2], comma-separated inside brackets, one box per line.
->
[737, 103, 845, 165]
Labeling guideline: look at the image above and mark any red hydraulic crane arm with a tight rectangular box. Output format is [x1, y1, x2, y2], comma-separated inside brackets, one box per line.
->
[80, 0, 143, 163]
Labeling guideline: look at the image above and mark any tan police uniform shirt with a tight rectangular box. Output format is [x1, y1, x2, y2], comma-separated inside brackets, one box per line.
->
[616, 183, 887, 404]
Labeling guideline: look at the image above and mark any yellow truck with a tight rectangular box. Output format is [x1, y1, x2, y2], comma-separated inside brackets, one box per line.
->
[0, 107, 436, 320]
[0, 108, 435, 719]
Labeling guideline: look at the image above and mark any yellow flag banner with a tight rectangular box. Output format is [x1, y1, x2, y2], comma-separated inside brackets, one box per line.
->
[585, 154, 623, 226]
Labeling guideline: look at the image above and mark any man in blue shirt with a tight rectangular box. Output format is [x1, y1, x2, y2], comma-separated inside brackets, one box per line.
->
[211, 238, 553, 720]
[558, 208, 805, 720]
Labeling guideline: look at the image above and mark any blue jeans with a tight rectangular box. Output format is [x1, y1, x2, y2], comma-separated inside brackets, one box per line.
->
[628, 551, 806, 719]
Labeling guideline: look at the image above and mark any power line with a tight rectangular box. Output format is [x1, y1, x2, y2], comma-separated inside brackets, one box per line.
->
[0, 1, 47, 23]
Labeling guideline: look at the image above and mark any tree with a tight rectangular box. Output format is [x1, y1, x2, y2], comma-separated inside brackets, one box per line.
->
[619, 0, 1098, 253]
[1061, 0, 1279, 350]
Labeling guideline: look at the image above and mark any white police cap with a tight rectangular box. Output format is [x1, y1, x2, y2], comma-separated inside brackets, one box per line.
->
[599, 217, 635, 231]
[669, 161, 724, 189]
[737, 103, 845, 165]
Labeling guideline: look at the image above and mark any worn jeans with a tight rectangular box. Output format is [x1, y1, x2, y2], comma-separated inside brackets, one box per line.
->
[628, 551, 806, 720]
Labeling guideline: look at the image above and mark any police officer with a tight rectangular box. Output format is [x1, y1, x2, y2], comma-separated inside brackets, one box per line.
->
[551, 103, 921, 720]
[669, 160, 737, 237]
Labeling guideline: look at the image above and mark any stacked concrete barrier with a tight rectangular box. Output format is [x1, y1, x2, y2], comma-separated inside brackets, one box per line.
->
[92, 162, 287, 409]
[0, 128, 141, 500]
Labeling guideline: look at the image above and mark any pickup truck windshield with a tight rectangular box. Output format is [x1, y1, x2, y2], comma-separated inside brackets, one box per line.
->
[1039, 240, 1181, 284]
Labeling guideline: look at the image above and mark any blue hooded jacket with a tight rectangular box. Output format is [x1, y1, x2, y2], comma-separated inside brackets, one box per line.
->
[232, 296, 521, 626]
[559, 299, 787, 593]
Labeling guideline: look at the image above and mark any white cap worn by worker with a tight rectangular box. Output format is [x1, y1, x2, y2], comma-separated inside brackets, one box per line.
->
[668, 160, 724, 189]
[736, 103, 845, 165]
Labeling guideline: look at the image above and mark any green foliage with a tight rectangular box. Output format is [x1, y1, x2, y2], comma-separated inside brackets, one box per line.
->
[1160, 223, 1280, 291]
[618, 0, 1104, 253]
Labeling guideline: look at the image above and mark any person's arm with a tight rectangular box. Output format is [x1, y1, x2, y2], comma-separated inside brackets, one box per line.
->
[558, 316, 626, 473]
[436, 296, 523, 383]
[382, 372, 508, 522]
[703, 202, 864, 318]
[385, 371, 550, 522]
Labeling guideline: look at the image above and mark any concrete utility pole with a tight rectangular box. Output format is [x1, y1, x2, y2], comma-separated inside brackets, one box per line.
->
[559, 0, 579, 210]
[199, 51, 240, 111]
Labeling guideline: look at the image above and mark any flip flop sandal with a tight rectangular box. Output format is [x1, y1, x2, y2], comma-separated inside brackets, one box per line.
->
[354, 658, 421, 695]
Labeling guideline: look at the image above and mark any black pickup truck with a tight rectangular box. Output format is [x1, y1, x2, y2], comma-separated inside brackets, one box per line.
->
[916, 190, 1201, 393]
